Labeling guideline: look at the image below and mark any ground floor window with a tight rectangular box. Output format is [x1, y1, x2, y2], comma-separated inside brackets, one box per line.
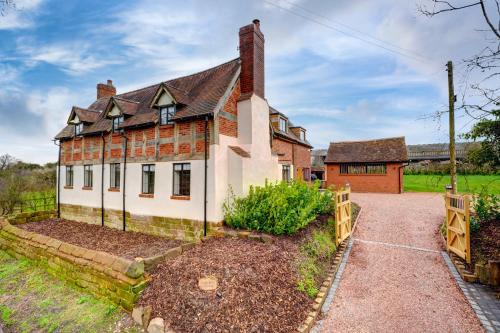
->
[340, 163, 387, 175]
[84, 165, 93, 187]
[173, 163, 191, 196]
[142, 164, 155, 194]
[302, 168, 311, 181]
[65, 166, 73, 186]
[110, 163, 120, 189]
[282, 165, 291, 182]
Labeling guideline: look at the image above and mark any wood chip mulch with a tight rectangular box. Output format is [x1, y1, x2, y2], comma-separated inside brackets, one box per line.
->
[17, 219, 182, 259]
[138, 237, 313, 333]
[471, 218, 500, 267]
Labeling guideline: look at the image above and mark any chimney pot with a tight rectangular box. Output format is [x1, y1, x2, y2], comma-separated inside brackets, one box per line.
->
[107, 79, 113, 85]
[252, 19, 260, 28]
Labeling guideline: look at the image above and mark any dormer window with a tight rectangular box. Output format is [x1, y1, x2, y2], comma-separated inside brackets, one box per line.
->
[159, 105, 176, 125]
[279, 117, 287, 132]
[112, 116, 124, 132]
[300, 130, 306, 141]
[75, 123, 83, 136]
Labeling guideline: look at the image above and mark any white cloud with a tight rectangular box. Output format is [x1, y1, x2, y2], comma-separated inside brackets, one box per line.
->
[0, 0, 43, 29]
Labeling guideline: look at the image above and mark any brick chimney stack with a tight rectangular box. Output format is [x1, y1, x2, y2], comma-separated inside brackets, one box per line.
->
[97, 79, 116, 99]
[239, 19, 265, 99]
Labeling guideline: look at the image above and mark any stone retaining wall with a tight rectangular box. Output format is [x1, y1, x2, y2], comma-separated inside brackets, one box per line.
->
[0, 212, 148, 310]
[60, 203, 222, 241]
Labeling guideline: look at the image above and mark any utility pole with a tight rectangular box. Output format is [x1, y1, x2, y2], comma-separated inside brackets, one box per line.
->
[447, 60, 457, 194]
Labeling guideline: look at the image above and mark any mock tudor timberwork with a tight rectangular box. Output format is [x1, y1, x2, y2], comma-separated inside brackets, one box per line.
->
[54, 20, 312, 240]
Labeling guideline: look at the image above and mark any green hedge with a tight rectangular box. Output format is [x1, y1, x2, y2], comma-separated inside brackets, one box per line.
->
[223, 181, 332, 235]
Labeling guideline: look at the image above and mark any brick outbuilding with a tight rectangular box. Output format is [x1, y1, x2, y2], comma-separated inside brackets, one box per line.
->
[325, 137, 408, 193]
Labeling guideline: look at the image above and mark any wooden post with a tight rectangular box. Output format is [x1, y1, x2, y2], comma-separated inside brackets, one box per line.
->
[464, 195, 471, 263]
[447, 61, 457, 194]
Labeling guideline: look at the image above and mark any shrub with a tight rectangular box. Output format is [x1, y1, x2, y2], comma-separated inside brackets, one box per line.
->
[470, 193, 500, 233]
[223, 180, 332, 235]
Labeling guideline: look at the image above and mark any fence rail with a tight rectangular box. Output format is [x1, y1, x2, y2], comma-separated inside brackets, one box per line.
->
[445, 192, 471, 263]
[334, 187, 352, 245]
[0, 196, 56, 216]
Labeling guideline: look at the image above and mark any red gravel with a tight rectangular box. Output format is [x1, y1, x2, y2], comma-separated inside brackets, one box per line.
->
[321, 193, 483, 333]
[18, 219, 182, 259]
[138, 237, 312, 333]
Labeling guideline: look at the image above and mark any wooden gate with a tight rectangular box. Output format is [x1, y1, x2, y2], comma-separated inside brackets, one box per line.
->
[335, 188, 352, 245]
[445, 193, 471, 263]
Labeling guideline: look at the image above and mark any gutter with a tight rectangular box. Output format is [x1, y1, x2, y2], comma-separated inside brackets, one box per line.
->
[53, 139, 61, 218]
[203, 115, 208, 237]
[101, 134, 105, 227]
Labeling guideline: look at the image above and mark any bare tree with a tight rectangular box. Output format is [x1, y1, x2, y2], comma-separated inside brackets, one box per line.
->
[418, 0, 500, 119]
[0, 0, 15, 16]
[0, 154, 16, 171]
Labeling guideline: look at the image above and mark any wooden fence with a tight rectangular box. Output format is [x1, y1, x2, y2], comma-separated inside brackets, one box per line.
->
[334, 187, 352, 245]
[445, 192, 471, 263]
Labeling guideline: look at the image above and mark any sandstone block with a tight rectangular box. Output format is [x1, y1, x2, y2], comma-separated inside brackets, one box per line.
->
[147, 317, 164, 333]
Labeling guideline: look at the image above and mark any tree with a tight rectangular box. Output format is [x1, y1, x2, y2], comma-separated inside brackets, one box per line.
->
[462, 109, 500, 167]
[0, 154, 16, 171]
[0, 0, 15, 16]
[418, 0, 499, 120]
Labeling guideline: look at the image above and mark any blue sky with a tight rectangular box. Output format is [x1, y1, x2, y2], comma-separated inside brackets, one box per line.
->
[0, 0, 495, 163]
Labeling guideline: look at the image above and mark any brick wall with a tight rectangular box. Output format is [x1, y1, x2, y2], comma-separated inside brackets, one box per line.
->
[325, 163, 403, 193]
[61, 119, 214, 166]
[219, 80, 240, 137]
[271, 138, 293, 163]
[271, 138, 311, 179]
[239, 21, 265, 99]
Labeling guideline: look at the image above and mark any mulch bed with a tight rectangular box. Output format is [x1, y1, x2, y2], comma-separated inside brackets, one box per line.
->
[138, 237, 312, 333]
[470, 218, 500, 267]
[17, 219, 182, 259]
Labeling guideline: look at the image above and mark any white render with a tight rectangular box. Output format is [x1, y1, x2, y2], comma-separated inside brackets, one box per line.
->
[58, 94, 282, 224]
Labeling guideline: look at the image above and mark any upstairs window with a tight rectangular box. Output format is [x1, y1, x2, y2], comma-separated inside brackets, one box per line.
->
[142, 164, 155, 194]
[340, 163, 387, 175]
[173, 163, 190, 196]
[110, 163, 120, 189]
[279, 117, 287, 132]
[160, 105, 176, 125]
[65, 166, 73, 187]
[300, 130, 306, 141]
[84, 165, 93, 187]
[112, 116, 124, 132]
[75, 123, 83, 136]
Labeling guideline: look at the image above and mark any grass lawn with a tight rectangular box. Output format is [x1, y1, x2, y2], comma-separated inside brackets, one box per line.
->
[404, 174, 500, 194]
[0, 250, 141, 333]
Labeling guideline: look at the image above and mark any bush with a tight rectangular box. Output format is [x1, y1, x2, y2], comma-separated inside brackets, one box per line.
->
[223, 180, 333, 235]
[470, 193, 500, 233]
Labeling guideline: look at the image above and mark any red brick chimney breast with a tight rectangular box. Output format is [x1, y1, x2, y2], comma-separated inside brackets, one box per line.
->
[239, 19, 265, 99]
[97, 80, 116, 99]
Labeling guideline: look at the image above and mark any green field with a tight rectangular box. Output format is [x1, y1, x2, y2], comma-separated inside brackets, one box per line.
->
[404, 174, 500, 194]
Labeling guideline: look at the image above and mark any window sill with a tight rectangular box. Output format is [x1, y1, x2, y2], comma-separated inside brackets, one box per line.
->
[64, 186, 73, 189]
[170, 195, 190, 201]
[108, 188, 120, 192]
[139, 193, 154, 198]
[82, 186, 93, 190]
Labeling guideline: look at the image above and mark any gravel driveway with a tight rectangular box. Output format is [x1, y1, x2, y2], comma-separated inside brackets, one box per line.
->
[321, 193, 483, 333]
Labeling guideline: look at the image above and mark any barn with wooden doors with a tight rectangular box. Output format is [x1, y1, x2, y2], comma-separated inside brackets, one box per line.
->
[324, 137, 408, 193]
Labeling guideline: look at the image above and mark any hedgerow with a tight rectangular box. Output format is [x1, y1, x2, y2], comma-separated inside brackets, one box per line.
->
[223, 180, 332, 235]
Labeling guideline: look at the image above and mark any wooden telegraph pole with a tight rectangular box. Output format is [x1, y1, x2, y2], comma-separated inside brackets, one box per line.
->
[447, 61, 457, 194]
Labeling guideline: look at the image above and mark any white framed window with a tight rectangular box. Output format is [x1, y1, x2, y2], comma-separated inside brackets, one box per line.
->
[75, 123, 83, 136]
[279, 117, 287, 132]
[65, 166, 73, 186]
[110, 163, 120, 189]
[173, 163, 191, 196]
[84, 165, 93, 187]
[112, 116, 124, 132]
[160, 105, 176, 125]
[300, 130, 306, 141]
[142, 164, 155, 194]
[282, 165, 291, 182]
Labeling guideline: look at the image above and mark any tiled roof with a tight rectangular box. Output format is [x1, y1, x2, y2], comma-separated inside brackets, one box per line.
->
[55, 125, 75, 140]
[72, 107, 100, 123]
[325, 137, 408, 163]
[56, 58, 240, 138]
[229, 146, 251, 158]
[269, 107, 312, 148]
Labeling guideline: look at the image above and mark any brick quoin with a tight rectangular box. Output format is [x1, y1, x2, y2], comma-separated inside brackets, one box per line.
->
[326, 163, 403, 193]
